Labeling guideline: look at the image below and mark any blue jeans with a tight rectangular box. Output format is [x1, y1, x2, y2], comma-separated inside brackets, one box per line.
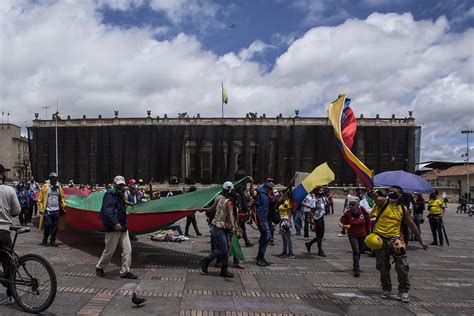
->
[281, 229, 292, 255]
[258, 221, 271, 259]
[293, 209, 303, 234]
[43, 211, 60, 242]
[207, 225, 229, 267]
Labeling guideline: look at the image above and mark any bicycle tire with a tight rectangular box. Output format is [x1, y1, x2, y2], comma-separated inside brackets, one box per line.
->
[10, 253, 57, 314]
[469, 209, 473, 217]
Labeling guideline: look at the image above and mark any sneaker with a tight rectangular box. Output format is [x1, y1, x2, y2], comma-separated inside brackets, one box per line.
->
[233, 263, 245, 269]
[96, 268, 105, 278]
[429, 241, 438, 246]
[220, 270, 234, 278]
[256, 257, 267, 266]
[38, 241, 47, 246]
[337, 233, 345, 237]
[196, 233, 202, 236]
[400, 292, 409, 303]
[120, 272, 138, 279]
[354, 271, 360, 278]
[305, 242, 311, 253]
[200, 258, 209, 274]
[317, 251, 326, 257]
[381, 291, 391, 299]
[278, 252, 287, 258]
[245, 242, 254, 247]
[49, 241, 59, 247]
[287, 253, 295, 259]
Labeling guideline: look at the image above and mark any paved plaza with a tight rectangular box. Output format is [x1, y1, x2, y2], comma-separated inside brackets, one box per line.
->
[0, 199, 473, 315]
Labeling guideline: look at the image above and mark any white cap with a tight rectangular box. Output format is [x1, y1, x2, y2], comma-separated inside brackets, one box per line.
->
[348, 196, 360, 205]
[114, 175, 126, 185]
[223, 181, 234, 190]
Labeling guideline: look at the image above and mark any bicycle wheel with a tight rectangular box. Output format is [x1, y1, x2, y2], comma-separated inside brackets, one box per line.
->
[10, 254, 57, 314]
[469, 209, 473, 217]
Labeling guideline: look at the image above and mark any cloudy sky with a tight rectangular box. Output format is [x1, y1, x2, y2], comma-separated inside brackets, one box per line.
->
[1, 0, 473, 163]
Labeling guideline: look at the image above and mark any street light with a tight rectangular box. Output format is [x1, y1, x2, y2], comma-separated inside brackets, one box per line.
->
[54, 111, 61, 175]
[461, 129, 473, 200]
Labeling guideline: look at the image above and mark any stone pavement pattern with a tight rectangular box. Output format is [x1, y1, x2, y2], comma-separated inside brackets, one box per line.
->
[0, 199, 473, 315]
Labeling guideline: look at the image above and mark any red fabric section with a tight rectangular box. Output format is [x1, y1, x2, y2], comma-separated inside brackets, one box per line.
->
[65, 206, 194, 233]
[339, 208, 371, 237]
[63, 187, 91, 198]
[341, 107, 357, 150]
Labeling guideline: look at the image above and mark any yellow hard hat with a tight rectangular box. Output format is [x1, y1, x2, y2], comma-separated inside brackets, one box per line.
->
[365, 233, 383, 250]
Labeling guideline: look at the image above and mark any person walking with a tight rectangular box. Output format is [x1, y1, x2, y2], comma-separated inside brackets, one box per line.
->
[96, 176, 137, 279]
[38, 172, 66, 247]
[278, 198, 294, 258]
[185, 186, 202, 237]
[199, 181, 238, 278]
[370, 186, 428, 303]
[305, 187, 327, 257]
[339, 196, 371, 277]
[412, 193, 425, 241]
[326, 189, 334, 215]
[249, 177, 278, 266]
[16, 181, 31, 226]
[302, 191, 316, 238]
[427, 191, 445, 246]
[0, 164, 20, 297]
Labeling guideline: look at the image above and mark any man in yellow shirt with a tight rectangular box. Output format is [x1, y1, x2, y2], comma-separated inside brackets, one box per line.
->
[371, 186, 428, 303]
[427, 191, 445, 246]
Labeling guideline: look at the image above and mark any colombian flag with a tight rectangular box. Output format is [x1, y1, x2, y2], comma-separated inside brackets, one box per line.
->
[292, 162, 335, 205]
[327, 94, 374, 189]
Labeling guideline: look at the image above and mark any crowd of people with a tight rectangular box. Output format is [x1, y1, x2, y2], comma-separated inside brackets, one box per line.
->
[4, 165, 450, 303]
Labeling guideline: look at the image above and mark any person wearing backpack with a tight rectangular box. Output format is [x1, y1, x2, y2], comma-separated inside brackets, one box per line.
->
[370, 186, 428, 303]
[304, 187, 327, 257]
[249, 176, 278, 266]
[339, 196, 371, 277]
[96, 176, 137, 279]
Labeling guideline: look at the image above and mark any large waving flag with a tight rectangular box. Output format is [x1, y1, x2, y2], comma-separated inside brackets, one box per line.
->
[222, 86, 228, 104]
[292, 162, 335, 205]
[328, 94, 374, 189]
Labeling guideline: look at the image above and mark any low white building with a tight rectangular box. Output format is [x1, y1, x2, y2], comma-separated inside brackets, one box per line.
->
[435, 165, 474, 200]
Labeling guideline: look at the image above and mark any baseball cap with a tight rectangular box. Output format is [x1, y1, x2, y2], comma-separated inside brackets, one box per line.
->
[114, 175, 126, 185]
[223, 181, 234, 190]
[49, 172, 58, 178]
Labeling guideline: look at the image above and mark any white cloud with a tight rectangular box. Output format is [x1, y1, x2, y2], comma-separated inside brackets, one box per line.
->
[0, 2, 472, 162]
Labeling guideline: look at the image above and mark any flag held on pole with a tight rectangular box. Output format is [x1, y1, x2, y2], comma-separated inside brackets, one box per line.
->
[292, 162, 335, 205]
[327, 94, 374, 189]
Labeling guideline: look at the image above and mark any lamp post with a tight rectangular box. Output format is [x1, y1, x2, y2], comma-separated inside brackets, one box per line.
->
[461, 129, 473, 200]
[54, 111, 61, 175]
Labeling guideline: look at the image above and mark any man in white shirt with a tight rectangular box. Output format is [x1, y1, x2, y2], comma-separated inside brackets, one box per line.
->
[305, 187, 327, 257]
[301, 191, 316, 238]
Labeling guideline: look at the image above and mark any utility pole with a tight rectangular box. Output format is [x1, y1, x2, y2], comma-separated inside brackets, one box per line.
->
[55, 98, 59, 175]
[461, 129, 473, 200]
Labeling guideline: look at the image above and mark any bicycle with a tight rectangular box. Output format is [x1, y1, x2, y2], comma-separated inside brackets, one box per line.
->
[468, 206, 474, 217]
[0, 226, 57, 314]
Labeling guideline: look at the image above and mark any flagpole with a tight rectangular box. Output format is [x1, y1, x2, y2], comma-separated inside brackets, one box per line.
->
[221, 82, 224, 119]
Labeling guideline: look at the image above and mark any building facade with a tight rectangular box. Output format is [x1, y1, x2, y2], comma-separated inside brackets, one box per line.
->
[28, 113, 420, 186]
[0, 124, 31, 181]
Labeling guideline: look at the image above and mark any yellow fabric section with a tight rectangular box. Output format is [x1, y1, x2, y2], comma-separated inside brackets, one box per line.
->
[222, 87, 228, 104]
[301, 162, 335, 192]
[372, 203, 409, 238]
[428, 198, 445, 216]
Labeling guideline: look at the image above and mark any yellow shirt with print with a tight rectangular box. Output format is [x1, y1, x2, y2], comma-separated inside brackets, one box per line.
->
[428, 198, 445, 216]
[372, 203, 410, 238]
[278, 200, 292, 218]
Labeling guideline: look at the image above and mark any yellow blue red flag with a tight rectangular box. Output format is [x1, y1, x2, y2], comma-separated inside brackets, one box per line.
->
[327, 94, 374, 189]
[292, 162, 335, 205]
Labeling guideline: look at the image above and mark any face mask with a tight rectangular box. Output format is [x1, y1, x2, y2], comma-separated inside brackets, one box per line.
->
[266, 182, 274, 188]
[50, 179, 58, 186]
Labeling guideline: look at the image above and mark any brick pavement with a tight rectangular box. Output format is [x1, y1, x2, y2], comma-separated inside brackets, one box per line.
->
[0, 199, 472, 315]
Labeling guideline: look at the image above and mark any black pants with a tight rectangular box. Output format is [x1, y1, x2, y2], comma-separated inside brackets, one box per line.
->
[429, 216, 443, 244]
[185, 213, 200, 235]
[43, 211, 60, 243]
[348, 235, 365, 272]
[329, 203, 334, 215]
[19, 207, 30, 226]
[304, 212, 311, 237]
[308, 217, 325, 252]
[0, 230, 12, 293]
[239, 219, 250, 244]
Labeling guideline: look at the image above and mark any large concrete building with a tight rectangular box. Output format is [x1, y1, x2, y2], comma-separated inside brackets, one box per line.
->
[0, 124, 31, 181]
[28, 112, 421, 186]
